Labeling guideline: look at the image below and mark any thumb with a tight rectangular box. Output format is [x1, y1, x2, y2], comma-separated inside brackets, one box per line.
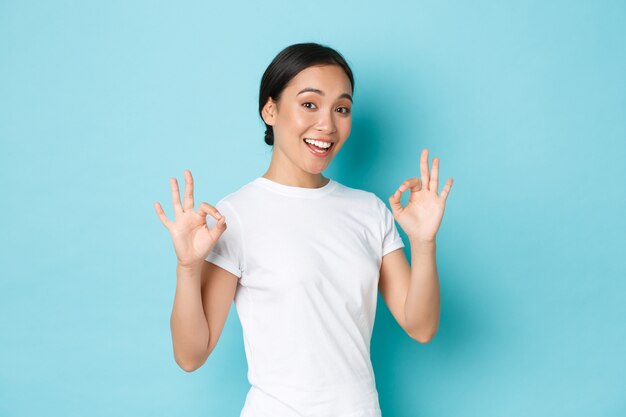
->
[388, 188, 403, 216]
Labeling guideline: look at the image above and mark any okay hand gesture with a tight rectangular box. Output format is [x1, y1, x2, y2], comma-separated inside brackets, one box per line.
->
[154, 170, 227, 269]
[389, 149, 453, 243]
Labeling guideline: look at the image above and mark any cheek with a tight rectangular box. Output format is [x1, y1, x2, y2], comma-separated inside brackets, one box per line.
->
[338, 117, 352, 136]
[290, 112, 317, 132]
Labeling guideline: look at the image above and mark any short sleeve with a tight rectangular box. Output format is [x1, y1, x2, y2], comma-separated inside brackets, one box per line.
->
[376, 196, 405, 257]
[205, 199, 245, 278]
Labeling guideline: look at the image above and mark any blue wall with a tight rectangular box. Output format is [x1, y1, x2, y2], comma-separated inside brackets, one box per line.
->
[1, 1, 624, 416]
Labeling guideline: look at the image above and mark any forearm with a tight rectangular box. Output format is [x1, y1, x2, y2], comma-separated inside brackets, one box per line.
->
[404, 239, 440, 342]
[170, 264, 210, 371]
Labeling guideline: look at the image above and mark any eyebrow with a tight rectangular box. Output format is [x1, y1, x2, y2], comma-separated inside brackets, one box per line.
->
[296, 87, 353, 103]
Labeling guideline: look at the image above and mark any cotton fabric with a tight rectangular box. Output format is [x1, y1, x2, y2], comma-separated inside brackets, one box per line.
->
[205, 176, 405, 417]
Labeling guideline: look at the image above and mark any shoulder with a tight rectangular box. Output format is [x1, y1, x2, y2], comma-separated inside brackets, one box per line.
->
[333, 180, 385, 209]
[214, 178, 262, 211]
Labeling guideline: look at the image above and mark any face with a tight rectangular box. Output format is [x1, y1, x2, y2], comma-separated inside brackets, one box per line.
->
[262, 64, 353, 176]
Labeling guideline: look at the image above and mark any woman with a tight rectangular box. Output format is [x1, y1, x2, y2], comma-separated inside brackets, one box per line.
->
[154, 42, 453, 417]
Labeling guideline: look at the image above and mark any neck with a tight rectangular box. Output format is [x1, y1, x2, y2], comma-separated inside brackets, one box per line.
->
[262, 168, 329, 189]
[263, 150, 329, 188]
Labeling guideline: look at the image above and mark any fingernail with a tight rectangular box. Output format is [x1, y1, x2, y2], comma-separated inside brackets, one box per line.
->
[216, 212, 222, 218]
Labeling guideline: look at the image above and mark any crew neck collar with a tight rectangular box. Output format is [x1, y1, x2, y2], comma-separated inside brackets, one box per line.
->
[252, 176, 338, 198]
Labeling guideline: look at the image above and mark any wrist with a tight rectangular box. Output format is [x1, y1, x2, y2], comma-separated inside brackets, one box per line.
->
[177, 261, 204, 275]
[408, 236, 436, 246]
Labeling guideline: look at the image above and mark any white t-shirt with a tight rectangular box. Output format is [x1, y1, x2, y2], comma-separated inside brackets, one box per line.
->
[205, 176, 405, 417]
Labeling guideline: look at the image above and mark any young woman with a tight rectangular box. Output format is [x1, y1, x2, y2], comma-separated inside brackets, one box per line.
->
[154, 42, 453, 417]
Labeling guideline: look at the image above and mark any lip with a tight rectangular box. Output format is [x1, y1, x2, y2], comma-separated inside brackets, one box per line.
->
[303, 137, 334, 144]
[303, 138, 334, 157]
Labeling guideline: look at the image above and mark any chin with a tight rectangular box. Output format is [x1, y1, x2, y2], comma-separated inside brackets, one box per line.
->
[304, 164, 326, 175]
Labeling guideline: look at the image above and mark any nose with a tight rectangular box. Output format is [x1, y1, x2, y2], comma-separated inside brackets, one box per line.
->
[315, 108, 337, 134]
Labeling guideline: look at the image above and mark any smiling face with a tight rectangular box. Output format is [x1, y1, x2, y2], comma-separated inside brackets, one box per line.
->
[261, 64, 353, 185]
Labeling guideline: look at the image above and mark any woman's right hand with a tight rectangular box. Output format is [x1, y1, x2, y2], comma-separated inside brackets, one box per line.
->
[154, 169, 227, 269]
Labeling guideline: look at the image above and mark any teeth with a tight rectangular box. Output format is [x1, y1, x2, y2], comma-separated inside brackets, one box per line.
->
[304, 138, 332, 149]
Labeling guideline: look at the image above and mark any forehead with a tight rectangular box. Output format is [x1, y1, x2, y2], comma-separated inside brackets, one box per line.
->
[284, 65, 352, 95]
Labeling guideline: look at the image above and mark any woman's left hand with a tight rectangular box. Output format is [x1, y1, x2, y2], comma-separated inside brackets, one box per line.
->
[389, 149, 454, 243]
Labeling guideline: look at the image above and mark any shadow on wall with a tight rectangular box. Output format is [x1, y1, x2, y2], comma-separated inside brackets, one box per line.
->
[372, 230, 514, 415]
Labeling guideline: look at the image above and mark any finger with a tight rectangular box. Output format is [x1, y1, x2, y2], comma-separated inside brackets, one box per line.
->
[170, 177, 184, 215]
[197, 202, 226, 228]
[420, 149, 430, 190]
[440, 178, 454, 201]
[430, 157, 440, 194]
[403, 177, 423, 203]
[183, 169, 195, 211]
[389, 178, 420, 213]
[197, 201, 220, 219]
[154, 202, 172, 229]
[400, 177, 421, 192]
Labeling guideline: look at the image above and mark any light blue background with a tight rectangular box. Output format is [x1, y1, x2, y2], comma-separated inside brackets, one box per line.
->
[1, 1, 624, 416]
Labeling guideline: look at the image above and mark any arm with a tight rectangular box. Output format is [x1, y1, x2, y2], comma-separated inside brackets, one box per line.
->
[155, 169, 239, 372]
[170, 261, 238, 372]
[404, 239, 439, 342]
[378, 239, 439, 343]
[170, 263, 209, 371]
[382, 149, 452, 343]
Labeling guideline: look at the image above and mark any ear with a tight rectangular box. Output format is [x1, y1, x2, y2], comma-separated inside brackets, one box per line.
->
[261, 97, 277, 126]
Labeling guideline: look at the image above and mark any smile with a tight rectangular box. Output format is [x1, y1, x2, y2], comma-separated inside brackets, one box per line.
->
[303, 138, 334, 156]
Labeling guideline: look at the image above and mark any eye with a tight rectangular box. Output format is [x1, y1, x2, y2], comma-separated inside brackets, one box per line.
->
[302, 102, 317, 109]
[336, 106, 351, 115]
